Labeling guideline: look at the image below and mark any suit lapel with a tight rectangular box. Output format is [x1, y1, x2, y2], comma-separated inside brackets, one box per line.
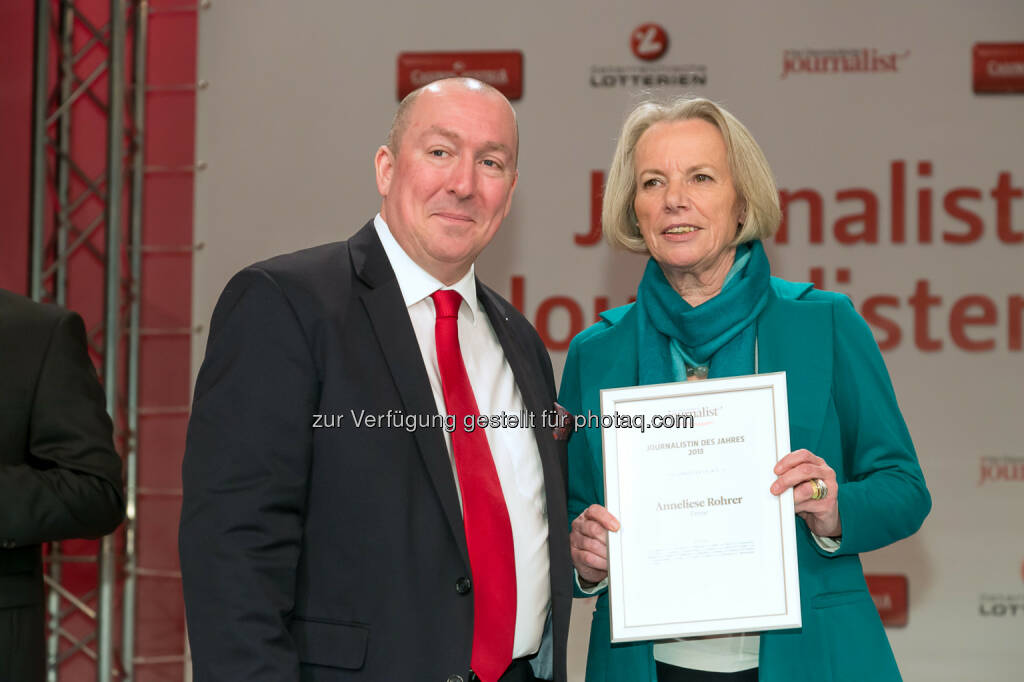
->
[477, 284, 565, 492]
[478, 284, 573, 601]
[756, 287, 832, 452]
[349, 224, 469, 567]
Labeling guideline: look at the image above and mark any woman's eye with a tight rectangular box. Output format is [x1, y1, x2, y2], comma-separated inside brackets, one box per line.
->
[642, 178, 661, 188]
[694, 173, 711, 183]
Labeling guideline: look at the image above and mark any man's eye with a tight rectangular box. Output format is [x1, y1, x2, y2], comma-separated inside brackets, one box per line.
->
[430, 149, 449, 157]
[482, 159, 501, 169]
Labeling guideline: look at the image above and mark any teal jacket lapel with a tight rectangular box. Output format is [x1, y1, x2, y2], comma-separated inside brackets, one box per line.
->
[757, 279, 832, 456]
[572, 305, 639, 504]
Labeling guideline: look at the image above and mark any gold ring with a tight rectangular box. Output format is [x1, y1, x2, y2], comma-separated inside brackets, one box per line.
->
[811, 478, 828, 500]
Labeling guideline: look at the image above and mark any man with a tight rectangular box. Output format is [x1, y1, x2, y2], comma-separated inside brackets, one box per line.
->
[0, 289, 125, 682]
[180, 78, 570, 682]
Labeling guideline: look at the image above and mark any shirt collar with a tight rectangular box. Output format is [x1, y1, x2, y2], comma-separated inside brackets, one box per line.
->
[373, 213, 479, 321]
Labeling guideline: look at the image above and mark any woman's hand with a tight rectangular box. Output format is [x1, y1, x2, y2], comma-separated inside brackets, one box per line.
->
[570, 504, 620, 586]
[770, 449, 841, 538]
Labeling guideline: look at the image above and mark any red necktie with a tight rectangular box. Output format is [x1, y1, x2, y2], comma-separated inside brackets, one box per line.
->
[431, 289, 516, 682]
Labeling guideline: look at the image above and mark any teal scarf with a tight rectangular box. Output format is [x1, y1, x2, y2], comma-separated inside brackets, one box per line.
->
[635, 240, 770, 384]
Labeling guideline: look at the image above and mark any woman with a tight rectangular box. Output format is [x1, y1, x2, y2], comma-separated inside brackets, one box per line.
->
[561, 97, 930, 682]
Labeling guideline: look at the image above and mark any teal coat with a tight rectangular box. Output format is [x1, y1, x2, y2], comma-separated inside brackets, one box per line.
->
[559, 279, 931, 682]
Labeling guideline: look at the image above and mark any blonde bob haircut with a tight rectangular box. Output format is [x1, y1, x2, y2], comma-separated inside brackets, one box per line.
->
[603, 97, 782, 253]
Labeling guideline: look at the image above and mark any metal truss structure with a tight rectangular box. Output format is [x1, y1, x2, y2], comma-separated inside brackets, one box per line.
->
[28, 1, 145, 679]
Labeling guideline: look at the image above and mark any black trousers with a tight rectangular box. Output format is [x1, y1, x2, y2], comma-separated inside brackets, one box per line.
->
[656, 661, 758, 682]
[0, 603, 46, 682]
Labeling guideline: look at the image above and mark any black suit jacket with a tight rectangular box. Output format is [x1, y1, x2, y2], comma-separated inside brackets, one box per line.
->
[180, 223, 571, 681]
[0, 289, 125, 680]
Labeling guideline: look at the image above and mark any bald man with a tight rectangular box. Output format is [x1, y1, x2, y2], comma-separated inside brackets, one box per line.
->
[180, 79, 570, 682]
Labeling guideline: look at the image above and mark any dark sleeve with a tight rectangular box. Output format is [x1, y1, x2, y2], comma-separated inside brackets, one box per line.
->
[179, 267, 318, 681]
[0, 311, 124, 544]
[529, 326, 567, 491]
[824, 295, 931, 557]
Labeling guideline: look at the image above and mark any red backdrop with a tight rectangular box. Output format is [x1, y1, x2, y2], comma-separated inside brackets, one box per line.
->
[0, 2, 196, 679]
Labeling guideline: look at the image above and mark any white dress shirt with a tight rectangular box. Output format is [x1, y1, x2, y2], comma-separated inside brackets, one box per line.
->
[374, 215, 550, 659]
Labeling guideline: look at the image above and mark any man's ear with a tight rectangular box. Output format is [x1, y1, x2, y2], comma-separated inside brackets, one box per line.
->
[501, 169, 519, 219]
[374, 145, 394, 197]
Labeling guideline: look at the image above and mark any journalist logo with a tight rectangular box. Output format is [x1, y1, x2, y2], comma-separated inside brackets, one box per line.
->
[781, 48, 910, 79]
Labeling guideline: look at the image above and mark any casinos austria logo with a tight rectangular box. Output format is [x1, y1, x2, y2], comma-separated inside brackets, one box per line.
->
[973, 43, 1024, 94]
[590, 23, 706, 89]
[396, 51, 523, 100]
[865, 575, 908, 627]
[781, 48, 910, 78]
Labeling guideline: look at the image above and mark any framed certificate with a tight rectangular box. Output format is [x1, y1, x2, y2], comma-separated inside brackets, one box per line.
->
[601, 372, 801, 642]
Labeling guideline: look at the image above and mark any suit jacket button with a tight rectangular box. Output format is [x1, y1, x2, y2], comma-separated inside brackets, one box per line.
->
[446, 675, 464, 682]
[455, 577, 472, 595]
